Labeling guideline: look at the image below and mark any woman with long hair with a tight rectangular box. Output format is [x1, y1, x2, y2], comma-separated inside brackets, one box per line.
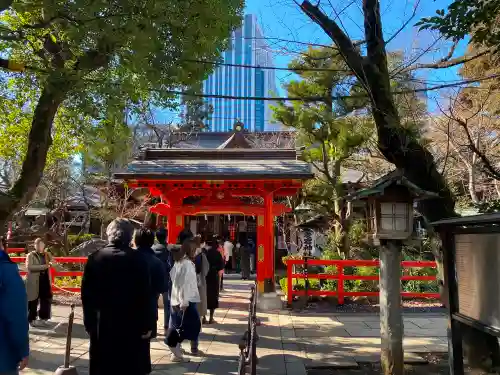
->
[193, 236, 209, 324]
[204, 236, 224, 324]
[25, 238, 53, 327]
[166, 239, 201, 362]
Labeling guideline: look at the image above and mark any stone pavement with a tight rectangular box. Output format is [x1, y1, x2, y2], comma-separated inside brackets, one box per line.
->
[25, 277, 448, 375]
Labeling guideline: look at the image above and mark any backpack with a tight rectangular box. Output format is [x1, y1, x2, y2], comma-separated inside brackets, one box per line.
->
[155, 247, 174, 293]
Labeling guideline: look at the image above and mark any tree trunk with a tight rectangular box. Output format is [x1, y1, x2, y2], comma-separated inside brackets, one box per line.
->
[495, 180, 500, 199]
[380, 241, 404, 375]
[299, 0, 500, 370]
[333, 160, 352, 257]
[0, 78, 68, 230]
[468, 166, 479, 204]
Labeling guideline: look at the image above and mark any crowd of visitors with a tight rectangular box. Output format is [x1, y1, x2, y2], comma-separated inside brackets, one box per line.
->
[0, 217, 255, 374]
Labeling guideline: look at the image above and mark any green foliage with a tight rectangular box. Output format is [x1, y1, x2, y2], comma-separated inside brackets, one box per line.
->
[272, 46, 372, 255]
[347, 219, 366, 248]
[417, 1, 500, 48]
[181, 82, 213, 132]
[0, 0, 244, 212]
[279, 277, 320, 296]
[474, 199, 500, 213]
[67, 233, 95, 248]
[83, 111, 133, 177]
[54, 276, 82, 289]
[0, 89, 85, 183]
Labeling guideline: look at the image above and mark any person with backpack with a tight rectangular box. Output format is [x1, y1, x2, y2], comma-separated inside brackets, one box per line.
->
[0, 236, 30, 375]
[152, 228, 173, 335]
[134, 228, 165, 340]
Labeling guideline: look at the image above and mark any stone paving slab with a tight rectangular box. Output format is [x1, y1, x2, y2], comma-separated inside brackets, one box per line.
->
[21, 276, 449, 375]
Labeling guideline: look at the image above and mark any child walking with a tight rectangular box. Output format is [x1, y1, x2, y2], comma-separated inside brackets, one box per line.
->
[166, 240, 201, 362]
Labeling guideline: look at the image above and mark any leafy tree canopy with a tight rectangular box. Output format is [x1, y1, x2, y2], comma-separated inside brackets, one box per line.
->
[417, 0, 500, 48]
[0, 0, 243, 225]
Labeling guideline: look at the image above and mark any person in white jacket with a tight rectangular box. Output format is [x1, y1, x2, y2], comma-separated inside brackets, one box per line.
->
[167, 240, 201, 362]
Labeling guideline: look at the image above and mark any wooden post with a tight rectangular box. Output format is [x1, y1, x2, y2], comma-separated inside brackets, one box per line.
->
[338, 264, 345, 305]
[380, 240, 404, 375]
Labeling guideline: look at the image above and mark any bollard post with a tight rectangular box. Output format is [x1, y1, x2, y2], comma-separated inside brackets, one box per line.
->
[338, 264, 345, 305]
[287, 260, 293, 305]
[53, 304, 78, 375]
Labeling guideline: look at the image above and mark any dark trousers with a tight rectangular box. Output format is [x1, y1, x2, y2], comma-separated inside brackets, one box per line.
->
[220, 273, 224, 291]
[28, 297, 51, 322]
[225, 256, 233, 272]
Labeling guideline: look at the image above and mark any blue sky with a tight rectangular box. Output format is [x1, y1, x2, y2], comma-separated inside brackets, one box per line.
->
[245, 0, 468, 104]
[157, 0, 468, 122]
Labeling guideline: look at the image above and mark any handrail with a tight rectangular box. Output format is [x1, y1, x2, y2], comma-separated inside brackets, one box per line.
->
[238, 284, 258, 375]
[285, 259, 439, 305]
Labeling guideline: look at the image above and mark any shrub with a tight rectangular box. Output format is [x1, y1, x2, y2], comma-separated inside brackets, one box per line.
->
[68, 234, 95, 248]
[53, 276, 82, 290]
[279, 277, 320, 296]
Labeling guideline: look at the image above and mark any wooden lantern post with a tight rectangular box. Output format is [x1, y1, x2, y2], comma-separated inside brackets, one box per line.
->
[349, 170, 438, 375]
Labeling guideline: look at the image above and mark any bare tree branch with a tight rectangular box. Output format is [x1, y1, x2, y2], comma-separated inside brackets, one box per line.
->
[400, 48, 490, 73]
[385, 0, 420, 45]
[300, 1, 368, 86]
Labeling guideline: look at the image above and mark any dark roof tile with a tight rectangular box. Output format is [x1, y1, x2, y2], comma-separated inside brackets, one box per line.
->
[115, 159, 313, 180]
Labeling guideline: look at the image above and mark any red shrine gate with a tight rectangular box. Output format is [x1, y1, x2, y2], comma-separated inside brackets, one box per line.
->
[115, 127, 313, 294]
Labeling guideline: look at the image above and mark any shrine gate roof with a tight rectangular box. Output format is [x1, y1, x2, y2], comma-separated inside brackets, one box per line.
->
[115, 148, 313, 181]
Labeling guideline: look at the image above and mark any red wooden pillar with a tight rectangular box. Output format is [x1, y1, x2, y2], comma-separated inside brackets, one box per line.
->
[167, 211, 176, 244]
[256, 215, 265, 293]
[167, 213, 184, 244]
[263, 192, 275, 293]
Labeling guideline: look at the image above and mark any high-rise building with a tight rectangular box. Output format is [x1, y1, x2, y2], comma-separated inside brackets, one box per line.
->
[203, 14, 278, 132]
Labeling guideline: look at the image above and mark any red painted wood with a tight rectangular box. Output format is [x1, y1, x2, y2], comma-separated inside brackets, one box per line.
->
[263, 193, 274, 283]
[285, 259, 439, 305]
[11, 256, 439, 299]
[6, 248, 25, 254]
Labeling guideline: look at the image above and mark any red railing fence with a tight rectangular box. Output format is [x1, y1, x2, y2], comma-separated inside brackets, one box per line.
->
[285, 258, 439, 305]
[9, 254, 439, 299]
[11, 256, 86, 293]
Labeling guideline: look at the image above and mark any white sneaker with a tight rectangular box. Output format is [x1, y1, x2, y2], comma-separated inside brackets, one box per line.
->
[29, 321, 40, 328]
[170, 354, 189, 363]
[40, 319, 50, 326]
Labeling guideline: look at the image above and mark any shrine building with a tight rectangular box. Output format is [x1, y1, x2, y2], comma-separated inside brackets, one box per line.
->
[115, 122, 313, 297]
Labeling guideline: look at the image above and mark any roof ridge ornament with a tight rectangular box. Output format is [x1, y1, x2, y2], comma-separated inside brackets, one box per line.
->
[233, 119, 244, 132]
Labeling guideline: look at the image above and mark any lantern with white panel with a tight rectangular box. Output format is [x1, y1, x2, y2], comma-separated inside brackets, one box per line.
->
[349, 169, 439, 375]
[354, 170, 437, 245]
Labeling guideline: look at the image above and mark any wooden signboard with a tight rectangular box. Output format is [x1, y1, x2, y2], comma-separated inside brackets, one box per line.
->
[455, 233, 500, 330]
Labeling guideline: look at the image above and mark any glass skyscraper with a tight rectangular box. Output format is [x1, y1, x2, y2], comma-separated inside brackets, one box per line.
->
[203, 14, 278, 132]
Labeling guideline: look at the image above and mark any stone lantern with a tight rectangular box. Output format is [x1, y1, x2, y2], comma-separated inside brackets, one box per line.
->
[350, 169, 438, 245]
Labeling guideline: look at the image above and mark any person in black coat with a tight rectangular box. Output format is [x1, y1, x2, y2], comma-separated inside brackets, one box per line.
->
[152, 228, 173, 335]
[204, 236, 225, 324]
[81, 218, 155, 375]
[133, 227, 165, 339]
